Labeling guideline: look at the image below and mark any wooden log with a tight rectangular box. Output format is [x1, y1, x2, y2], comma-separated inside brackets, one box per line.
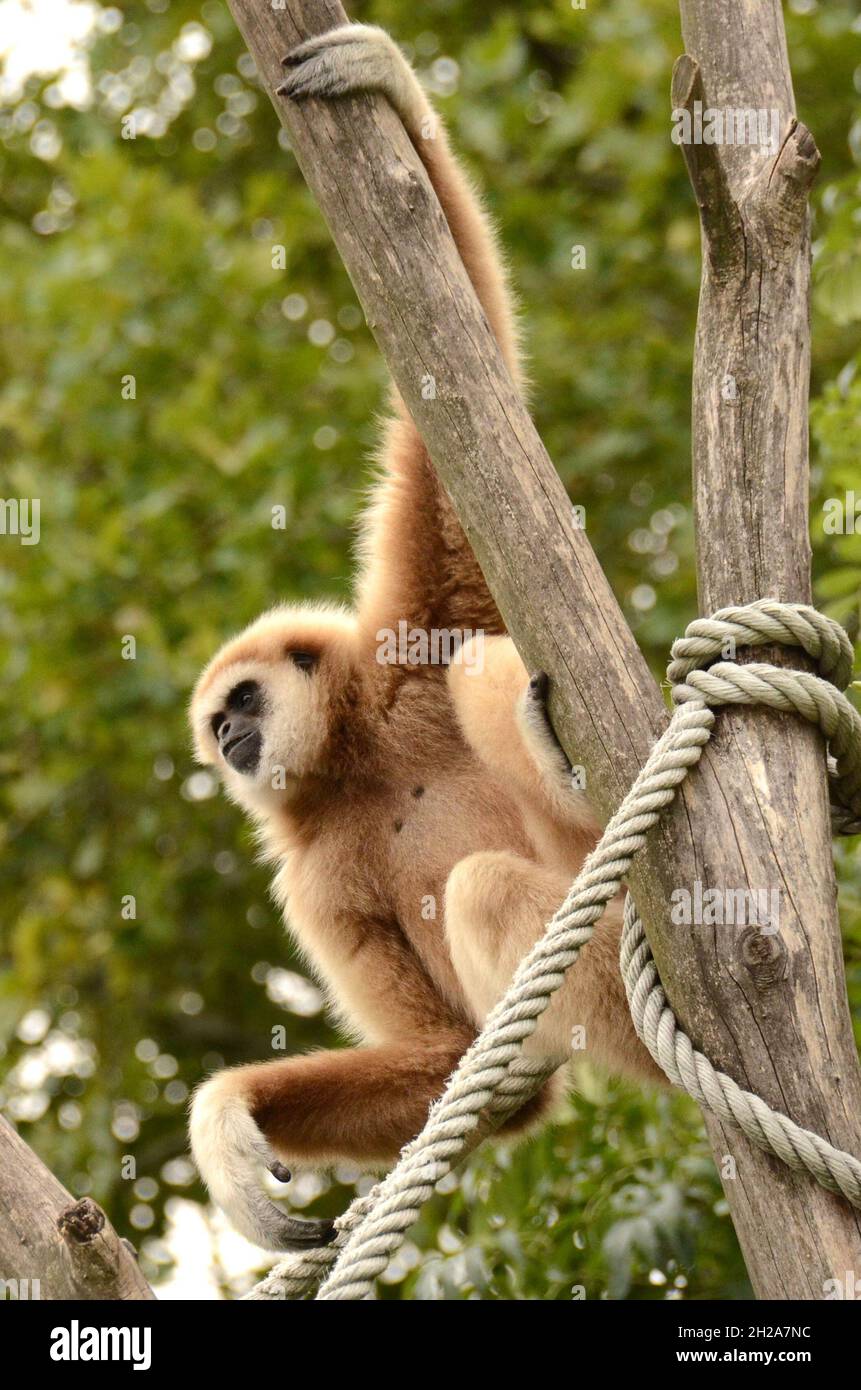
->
[0, 1116, 155, 1300]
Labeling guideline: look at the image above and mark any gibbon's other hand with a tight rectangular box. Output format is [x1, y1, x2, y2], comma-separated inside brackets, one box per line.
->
[277, 24, 424, 134]
[189, 1070, 337, 1252]
[521, 671, 574, 780]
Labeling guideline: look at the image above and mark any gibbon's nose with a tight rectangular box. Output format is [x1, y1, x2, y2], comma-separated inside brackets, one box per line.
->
[217, 711, 262, 775]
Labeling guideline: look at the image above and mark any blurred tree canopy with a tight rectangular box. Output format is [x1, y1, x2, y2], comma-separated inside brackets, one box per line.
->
[0, 0, 859, 1300]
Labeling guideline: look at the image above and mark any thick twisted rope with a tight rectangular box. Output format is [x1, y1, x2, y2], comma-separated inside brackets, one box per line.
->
[248, 600, 861, 1301]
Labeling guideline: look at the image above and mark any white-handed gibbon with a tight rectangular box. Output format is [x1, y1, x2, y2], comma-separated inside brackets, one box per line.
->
[188, 23, 661, 1252]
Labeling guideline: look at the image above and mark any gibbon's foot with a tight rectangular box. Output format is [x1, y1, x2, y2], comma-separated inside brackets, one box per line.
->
[277, 25, 413, 112]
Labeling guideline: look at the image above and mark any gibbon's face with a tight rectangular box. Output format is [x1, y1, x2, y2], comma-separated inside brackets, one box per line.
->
[190, 605, 356, 813]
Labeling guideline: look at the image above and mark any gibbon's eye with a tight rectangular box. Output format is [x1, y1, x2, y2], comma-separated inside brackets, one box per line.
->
[289, 650, 318, 674]
[226, 679, 263, 714]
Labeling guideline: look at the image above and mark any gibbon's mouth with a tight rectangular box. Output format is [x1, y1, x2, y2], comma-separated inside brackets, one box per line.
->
[222, 728, 262, 774]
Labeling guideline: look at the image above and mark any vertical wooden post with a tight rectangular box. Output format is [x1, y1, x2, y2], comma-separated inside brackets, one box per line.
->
[673, 0, 861, 1294]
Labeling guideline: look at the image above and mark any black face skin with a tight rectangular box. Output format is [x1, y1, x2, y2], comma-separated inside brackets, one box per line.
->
[211, 680, 265, 775]
[209, 654, 318, 778]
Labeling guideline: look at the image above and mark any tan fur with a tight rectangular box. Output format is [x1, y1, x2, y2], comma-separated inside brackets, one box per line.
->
[187, 25, 659, 1251]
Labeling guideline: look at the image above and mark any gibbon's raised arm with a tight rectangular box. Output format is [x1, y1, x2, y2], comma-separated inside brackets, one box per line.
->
[280, 26, 520, 654]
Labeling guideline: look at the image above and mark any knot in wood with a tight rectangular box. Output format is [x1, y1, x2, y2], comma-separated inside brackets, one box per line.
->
[738, 924, 787, 989]
[58, 1197, 105, 1245]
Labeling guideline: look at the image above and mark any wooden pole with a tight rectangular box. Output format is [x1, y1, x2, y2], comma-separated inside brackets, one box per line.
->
[0, 1116, 155, 1300]
[225, 0, 861, 1296]
[672, 0, 861, 1296]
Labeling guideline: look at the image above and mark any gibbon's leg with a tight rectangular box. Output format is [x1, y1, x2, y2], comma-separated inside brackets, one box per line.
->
[279, 26, 520, 647]
[445, 851, 664, 1086]
[190, 1036, 472, 1251]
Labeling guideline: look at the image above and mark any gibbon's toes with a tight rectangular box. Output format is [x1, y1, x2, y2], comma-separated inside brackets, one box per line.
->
[269, 1159, 292, 1183]
[276, 1213, 337, 1252]
[527, 671, 549, 704]
[521, 672, 573, 779]
[276, 54, 345, 102]
[281, 45, 310, 69]
[524, 671, 555, 735]
[280, 37, 334, 68]
[280, 25, 377, 68]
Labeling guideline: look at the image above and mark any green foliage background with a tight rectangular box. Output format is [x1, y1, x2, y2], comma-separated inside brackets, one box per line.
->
[1, 0, 859, 1300]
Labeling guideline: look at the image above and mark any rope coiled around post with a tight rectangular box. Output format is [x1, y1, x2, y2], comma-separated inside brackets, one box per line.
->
[246, 599, 861, 1301]
[620, 898, 861, 1204]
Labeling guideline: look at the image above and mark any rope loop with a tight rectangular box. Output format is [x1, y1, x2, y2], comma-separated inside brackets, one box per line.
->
[667, 601, 861, 833]
[247, 601, 860, 1301]
[667, 598, 854, 691]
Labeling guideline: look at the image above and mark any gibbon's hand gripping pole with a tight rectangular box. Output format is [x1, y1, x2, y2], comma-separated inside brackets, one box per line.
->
[226, 0, 861, 1296]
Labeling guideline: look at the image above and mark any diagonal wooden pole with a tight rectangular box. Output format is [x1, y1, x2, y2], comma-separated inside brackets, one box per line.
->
[226, 0, 861, 1296]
